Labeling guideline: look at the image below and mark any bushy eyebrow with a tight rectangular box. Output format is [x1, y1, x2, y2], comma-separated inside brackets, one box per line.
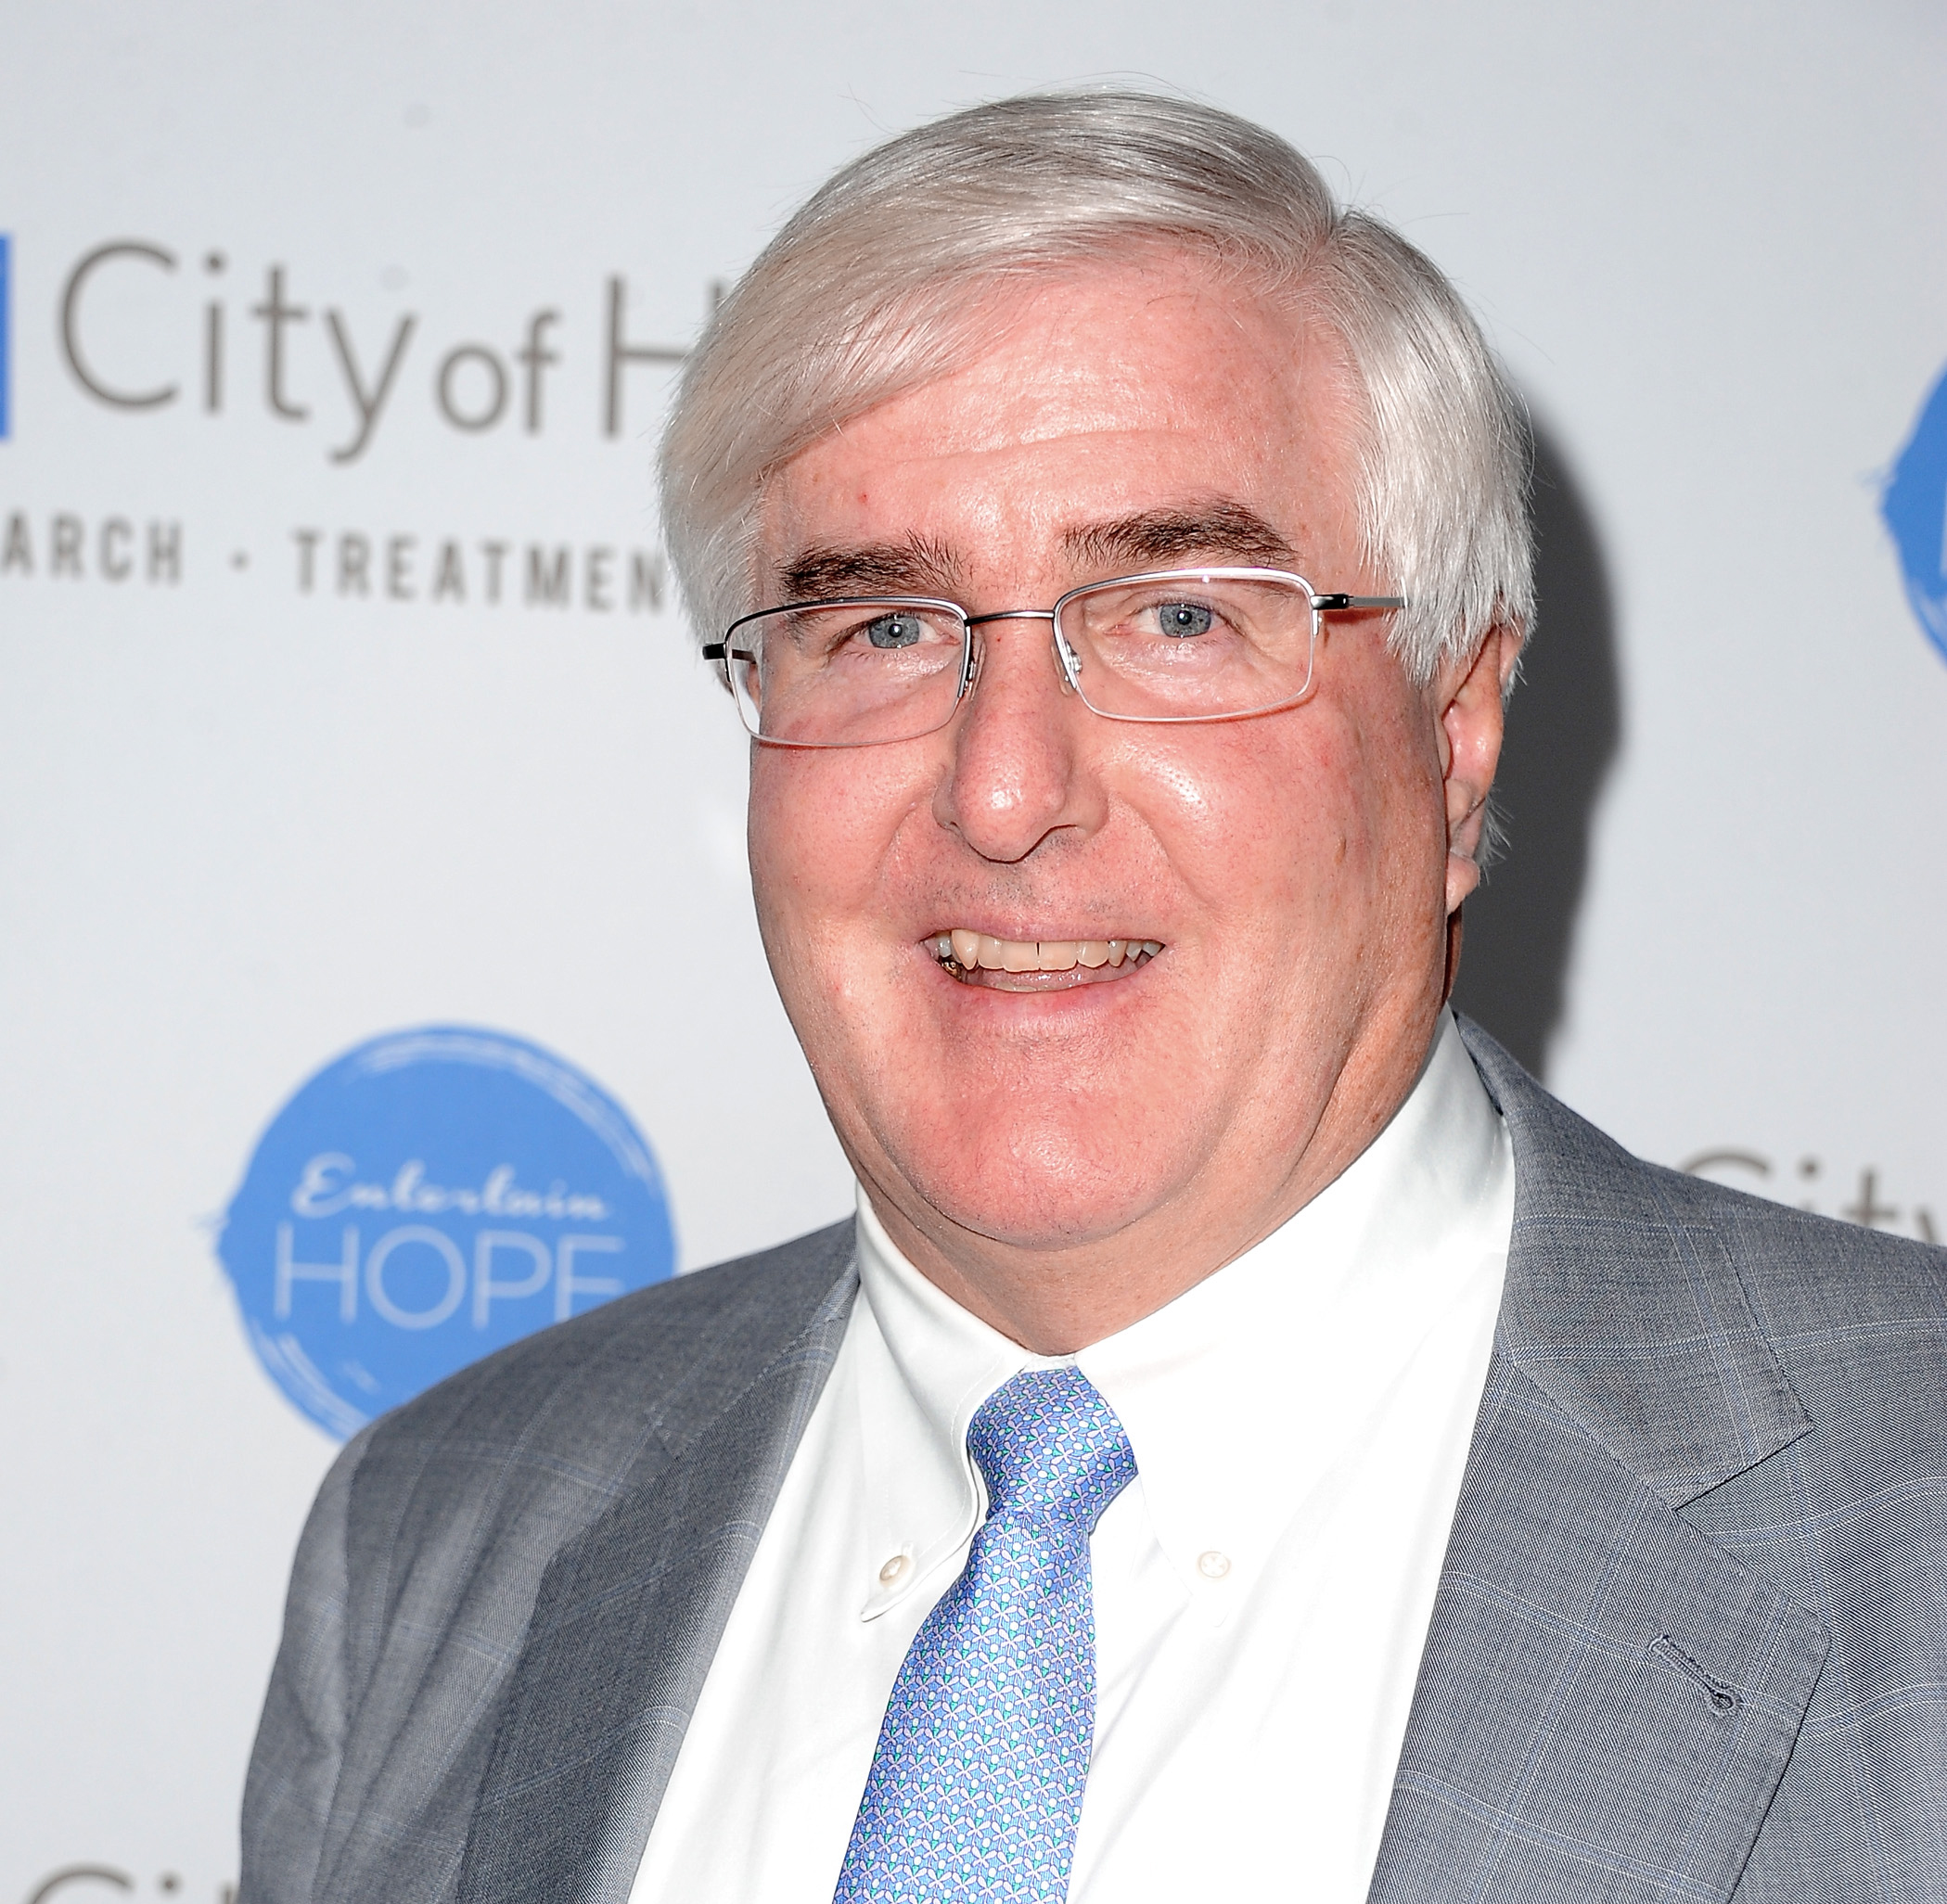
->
[773, 501, 1299, 607]
[1062, 501, 1300, 572]
[777, 534, 961, 602]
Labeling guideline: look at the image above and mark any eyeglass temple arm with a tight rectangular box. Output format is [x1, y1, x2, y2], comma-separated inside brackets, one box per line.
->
[1313, 594, 1406, 612]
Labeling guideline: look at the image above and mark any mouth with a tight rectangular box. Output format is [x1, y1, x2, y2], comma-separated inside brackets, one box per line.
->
[927, 928, 1165, 990]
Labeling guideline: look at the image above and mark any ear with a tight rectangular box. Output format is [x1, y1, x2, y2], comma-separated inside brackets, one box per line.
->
[1436, 623, 1522, 915]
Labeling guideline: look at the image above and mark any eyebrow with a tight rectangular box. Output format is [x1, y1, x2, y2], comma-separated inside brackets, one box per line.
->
[777, 535, 962, 603]
[1062, 501, 1300, 573]
[773, 500, 1300, 607]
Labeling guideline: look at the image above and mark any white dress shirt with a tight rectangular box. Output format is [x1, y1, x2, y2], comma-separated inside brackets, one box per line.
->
[631, 1011, 1514, 1901]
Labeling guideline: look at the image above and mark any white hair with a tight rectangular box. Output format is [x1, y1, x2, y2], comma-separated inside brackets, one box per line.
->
[659, 90, 1532, 685]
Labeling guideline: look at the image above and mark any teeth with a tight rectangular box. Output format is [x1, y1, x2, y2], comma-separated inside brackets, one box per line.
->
[929, 932, 1163, 973]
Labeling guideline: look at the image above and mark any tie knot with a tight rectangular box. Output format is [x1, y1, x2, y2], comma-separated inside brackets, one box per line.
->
[967, 1367, 1137, 1532]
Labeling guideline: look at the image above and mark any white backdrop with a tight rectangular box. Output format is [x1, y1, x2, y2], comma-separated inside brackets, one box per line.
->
[3, 4, 1943, 1896]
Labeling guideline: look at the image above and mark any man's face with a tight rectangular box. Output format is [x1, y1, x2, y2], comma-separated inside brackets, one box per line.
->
[747, 252, 1502, 1342]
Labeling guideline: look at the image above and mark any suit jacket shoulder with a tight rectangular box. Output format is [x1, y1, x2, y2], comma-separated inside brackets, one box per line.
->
[1463, 1018, 1947, 1501]
[240, 1219, 859, 1904]
[1653, 1150, 1947, 1333]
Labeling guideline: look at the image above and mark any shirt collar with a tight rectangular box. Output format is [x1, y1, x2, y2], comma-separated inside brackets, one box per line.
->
[851, 1195, 1044, 1617]
[851, 1010, 1512, 1619]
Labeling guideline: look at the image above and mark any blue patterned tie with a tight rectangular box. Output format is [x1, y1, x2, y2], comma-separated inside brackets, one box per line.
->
[834, 1366, 1138, 1903]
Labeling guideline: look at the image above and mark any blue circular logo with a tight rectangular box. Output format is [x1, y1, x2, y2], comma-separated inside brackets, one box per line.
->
[1883, 362, 1947, 664]
[218, 1026, 675, 1438]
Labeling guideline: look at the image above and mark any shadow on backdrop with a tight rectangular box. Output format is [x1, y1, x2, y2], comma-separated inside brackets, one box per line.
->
[1451, 426, 1621, 1080]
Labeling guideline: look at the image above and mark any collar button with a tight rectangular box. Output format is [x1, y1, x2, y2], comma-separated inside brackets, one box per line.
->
[877, 1553, 912, 1587]
[1197, 1549, 1232, 1581]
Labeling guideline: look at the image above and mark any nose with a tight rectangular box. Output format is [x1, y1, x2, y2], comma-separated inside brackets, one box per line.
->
[933, 613, 1105, 864]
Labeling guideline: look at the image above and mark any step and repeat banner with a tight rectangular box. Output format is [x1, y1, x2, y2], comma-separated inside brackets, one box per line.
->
[3, 3, 1942, 1897]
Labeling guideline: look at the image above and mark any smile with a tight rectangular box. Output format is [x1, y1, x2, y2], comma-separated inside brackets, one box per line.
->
[928, 929, 1165, 982]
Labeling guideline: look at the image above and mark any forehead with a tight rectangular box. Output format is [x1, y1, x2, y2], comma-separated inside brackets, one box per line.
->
[760, 253, 1365, 576]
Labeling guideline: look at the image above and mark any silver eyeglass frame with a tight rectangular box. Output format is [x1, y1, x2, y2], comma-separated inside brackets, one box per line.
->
[700, 566, 1408, 748]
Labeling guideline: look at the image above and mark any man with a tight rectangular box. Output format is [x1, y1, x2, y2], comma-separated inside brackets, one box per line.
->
[242, 95, 1947, 1904]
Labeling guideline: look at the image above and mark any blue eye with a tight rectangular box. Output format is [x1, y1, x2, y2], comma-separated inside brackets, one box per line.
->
[1155, 601, 1214, 638]
[865, 613, 925, 649]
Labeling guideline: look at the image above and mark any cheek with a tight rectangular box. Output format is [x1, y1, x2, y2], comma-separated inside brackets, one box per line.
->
[751, 754, 888, 917]
[747, 748, 941, 1014]
[1151, 702, 1443, 991]
[1317, 689, 1450, 939]
[1134, 721, 1387, 932]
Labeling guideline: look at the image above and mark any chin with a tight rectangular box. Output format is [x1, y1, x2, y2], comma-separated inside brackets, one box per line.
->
[884, 1109, 1194, 1254]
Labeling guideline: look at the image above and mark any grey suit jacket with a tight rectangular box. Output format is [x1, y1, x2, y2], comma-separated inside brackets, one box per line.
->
[241, 1023, 1947, 1902]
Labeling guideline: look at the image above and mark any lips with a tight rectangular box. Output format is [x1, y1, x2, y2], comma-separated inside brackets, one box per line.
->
[928, 929, 1165, 980]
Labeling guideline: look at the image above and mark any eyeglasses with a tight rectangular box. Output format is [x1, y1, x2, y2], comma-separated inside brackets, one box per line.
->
[703, 568, 1406, 749]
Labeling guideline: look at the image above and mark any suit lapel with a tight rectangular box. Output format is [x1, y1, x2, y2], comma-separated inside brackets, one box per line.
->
[456, 1256, 858, 1904]
[1368, 1026, 1828, 1903]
